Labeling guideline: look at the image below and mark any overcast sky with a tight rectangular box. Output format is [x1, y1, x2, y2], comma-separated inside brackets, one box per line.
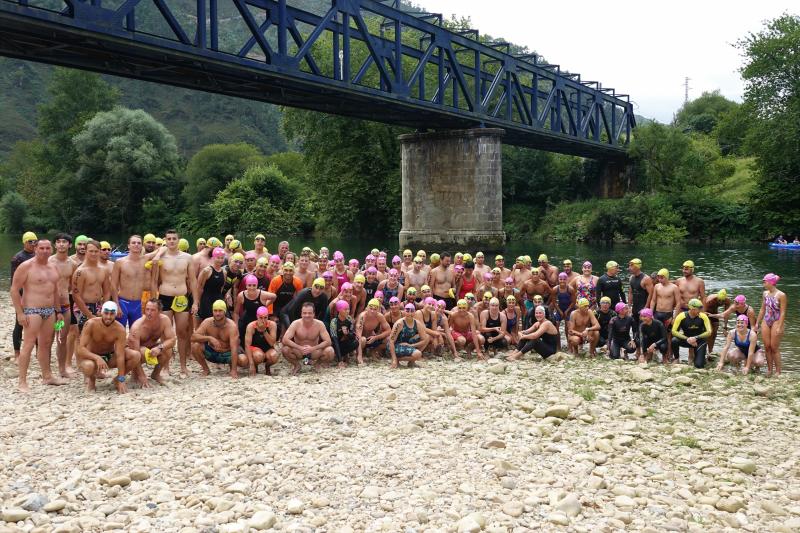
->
[419, 0, 789, 122]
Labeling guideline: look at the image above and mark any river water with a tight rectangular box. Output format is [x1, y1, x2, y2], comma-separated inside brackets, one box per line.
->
[2, 233, 797, 370]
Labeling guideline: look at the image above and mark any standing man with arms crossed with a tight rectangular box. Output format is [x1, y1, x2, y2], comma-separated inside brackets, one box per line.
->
[49, 233, 75, 377]
[72, 240, 111, 333]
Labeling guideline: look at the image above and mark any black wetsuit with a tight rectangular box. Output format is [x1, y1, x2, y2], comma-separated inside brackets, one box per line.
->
[640, 319, 668, 357]
[671, 311, 712, 368]
[608, 314, 637, 359]
[518, 329, 559, 358]
[10, 248, 34, 352]
[596, 274, 626, 307]
[238, 291, 264, 347]
[364, 280, 379, 301]
[199, 266, 226, 319]
[249, 323, 273, 352]
[484, 312, 507, 349]
[329, 315, 358, 362]
[595, 309, 616, 345]
[629, 272, 649, 342]
[280, 288, 329, 331]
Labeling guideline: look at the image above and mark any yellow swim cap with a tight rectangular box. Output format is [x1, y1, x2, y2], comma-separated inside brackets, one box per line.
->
[368, 298, 381, 308]
[282, 261, 295, 271]
[207, 237, 221, 247]
[144, 260, 153, 270]
[563, 259, 572, 265]
[457, 299, 468, 309]
[22, 231, 38, 243]
[462, 253, 472, 263]
[212, 300, 227, 312]
[229, 239, 241, 250]
[483, 291, 493, 299]
[629, 258, 642, 266]
[506, 295, 516, 302]
[523, 255, 532, 264]
[476, 251, 484, 258]
[600, 296, 612, 304]
[354, 274, 366, 283]
[407, 287, 417, 294]
[143, 233, 156, 244]
[312, 278, 325, 288]
[657, 268, 670, 278]
[416, 249, 426, 257]
[495, 255, 503, 261]
[255, 234, 266, 241]
[717, 289, 727, 301]
[196, 238, 206, 247]
[256, 257, 268, 266]
[155, 237, 164, 246]
[178, 238, 189, 252]
[99, 241, 111, 250]
[606, 260, 618, 269]
[421, 284, 431, 291]
[683, 260, 695, 269]
[538, 254, 548, 262]
[578, 298, 590, 307]
[430, 253, 440, 263]
[231, 252, 245, 262]
[688, 298, 703, 309]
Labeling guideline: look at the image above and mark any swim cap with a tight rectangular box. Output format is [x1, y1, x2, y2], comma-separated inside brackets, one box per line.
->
[374, 291, 384, 300]
[101, 300, 118, 313]
[243, 274, 258, 286]
[333, 251, 344, 261]
[614, 302, 627, 313]
[389, 296, 400, 304]
[504, 276, 513, 283]
[350, 258, 360, 267]
[212, 300, 227, 312]
[302, 246, 312, 253]
[282, 261, 294, 271]
[476, 252, 484, 258]
[22, 231, 38, 243]
[255, 234, 266, 241]
[207, 237, 222, 247]
[403, 303, 415, 312]
[558, 272, 568, 280]
[600, 296, 611, 305]
[437, 299, 446, 308]
[407, 287, 417, 294]
[483, 272, 493, 281]
[456, 299, 468, 309]
[256, 306, 269, 318]
[523, 256, 532, 264]
[196, 238, 206, 247]
[368, 298, 381, 309]
[231, 252, 245, 262]
[639, 308, 653, 319]
[178, 239, 189, 252]
[734, 294, 746, 304]
[454, 252, 463, 259]
[506, 295, 516, 303]
[629, 258, 642, 266]
[688, 298, 703, 309]
[312, 278, 325, 288]
[736, 314, 749, 326]
[763, 273, 780, 285]
[354, 274, 366, 284]
[516, 256, 525, 263]
[256, 257, 268, 266]
[365, 254, 375, 262]
[682, 260, 695, 269]
[454, 265, 464, 273]
[229, 239, 241, 250]
[212, 247, 225, 259]
[465, 292, 475, 300]
[403, 249, 412, 256]
[492, 267, 501, 275]
[538, 254, 548, 262]
[371, 248, 380, 256]
[495, 255, 503, 261]
[421, 285, 431, 292]
[269, 254, 281, 263]
[388, 268, 399, 276]
[336, 300, 350, 312]
[489, 297, 500, 306]
[463, 253, 473, 263]
[322, 271, 333, 279]
[430, 253, 440, 263]
[245, 251, 257, 260]
[424, 297, 436, 306]
[155, 237, 164, 246]
[533, 295, 544, 303]
[657, 268, 669, 278]
[583, 261, 592, 269]
[577, 298, 589, 308]
[142, 233, 155, 244]
[100, 240, 112, 251]
[606, 261, 618, 269]
[340, 282, 353, 291]
[416, 250, 426, 257]
[563, 259, 572, 265]
[717, 289, 728, 301]
[392, 255, 401, 264]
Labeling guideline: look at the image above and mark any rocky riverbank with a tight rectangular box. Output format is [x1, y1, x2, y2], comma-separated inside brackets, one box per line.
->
[1, 296, 800, 532]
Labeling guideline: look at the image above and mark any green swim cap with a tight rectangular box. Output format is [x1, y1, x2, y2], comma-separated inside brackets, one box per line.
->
[75, 235, 89, 245]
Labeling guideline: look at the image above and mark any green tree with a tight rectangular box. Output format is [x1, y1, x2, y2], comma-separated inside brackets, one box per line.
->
[628, 122, 693, 191]
[70, 107, 180, 231]
[210, 164, 301, 235]
[674, 90, 739, 135]
[0, 192, 28, 232]
[737, 14, 800, 234]
[181, 143, 264, 231]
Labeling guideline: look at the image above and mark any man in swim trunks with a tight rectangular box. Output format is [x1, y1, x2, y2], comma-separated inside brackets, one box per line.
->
[191, 300, 246, 378]
[561, 259, 578, 285]
[650, 268, 680, 360]
[76, 301, 134, 393]
[512, 256, 533, 288]
[676, 260, 705, 311]
[355, 298, 392, 364]
[448, 299, 485, 360]
[152, 229, 199, 377]
[567, 297, 600, 356]
[430, 253, 455, 308]
[48, 233, 75, 377]
[671, 298, 712, 368]
[72, 240, 111, 335]
[127, 298, 176, 385]
[65, 234, 89, 369]
[11, 239, 68, 393]
[473, 252, 489, 279]
[404, 256, 428, 291]
[282, 302, 335, 374]
[494, 255, 511, 280]
[10, 231, 38, 361]
[522, 269, 551, 312]
[111, 235, 151, 330]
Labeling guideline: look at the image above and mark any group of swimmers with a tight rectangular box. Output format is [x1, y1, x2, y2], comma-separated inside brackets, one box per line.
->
[8, 230, 789, 393]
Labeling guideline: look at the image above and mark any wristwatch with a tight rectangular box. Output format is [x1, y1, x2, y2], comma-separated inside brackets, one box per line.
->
[116, 375, 126, 383]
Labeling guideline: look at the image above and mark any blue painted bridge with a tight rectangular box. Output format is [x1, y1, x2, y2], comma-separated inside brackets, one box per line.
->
[0, 0, 635, 159]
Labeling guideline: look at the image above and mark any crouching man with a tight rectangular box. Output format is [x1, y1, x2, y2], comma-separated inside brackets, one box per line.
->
[191, 299, 247, 379]
[76, 301, 135, 393]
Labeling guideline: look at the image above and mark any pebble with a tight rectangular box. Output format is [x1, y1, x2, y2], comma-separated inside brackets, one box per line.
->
[286, 498, 304, 514]
[248, 510, 276, 530]
[501, 501, 524, 517]
[545, 405, 570, 419]
[730, 456, 757, 474]
[1, 508, 31, 522]
[547, 511, 570, 525]
[556, 493, 582, 517]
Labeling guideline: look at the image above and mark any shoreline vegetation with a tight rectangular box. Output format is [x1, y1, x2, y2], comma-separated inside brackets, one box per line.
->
[2, 15, 799, 244]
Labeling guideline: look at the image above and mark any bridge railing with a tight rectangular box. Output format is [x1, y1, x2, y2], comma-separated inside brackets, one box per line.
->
[1, 0, 635, 153]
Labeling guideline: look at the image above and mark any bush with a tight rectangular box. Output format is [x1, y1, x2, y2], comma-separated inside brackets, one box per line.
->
[0, 191, 28, 232]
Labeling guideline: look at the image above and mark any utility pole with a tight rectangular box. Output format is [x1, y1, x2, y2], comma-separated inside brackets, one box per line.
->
[684, 77, 691, 104]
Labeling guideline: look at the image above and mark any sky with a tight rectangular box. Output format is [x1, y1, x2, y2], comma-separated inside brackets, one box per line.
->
[419, 0, 789, 122]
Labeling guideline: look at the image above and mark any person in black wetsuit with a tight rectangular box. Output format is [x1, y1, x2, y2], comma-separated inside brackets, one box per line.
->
[243, 306, 278, 375]
[595, 296, 616, 349]
[628, 258, 653, 353]
[280, 278, 330, 333]
[638, 308, 668, 363]
[330, 300, 358, 367]
[596, 260, 626, 308]
[671, 298, 712, 368]
[196, 247, 227, 328]
[508, 305, 560, 361]
[222, 252, 246, 311]
[480, 297, 509, 352]
[607, 302, 637, 360]
[234, 274, 276, 348]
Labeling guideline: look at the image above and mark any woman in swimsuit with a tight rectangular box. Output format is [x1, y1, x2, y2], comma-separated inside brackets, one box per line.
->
[551, 272, 576, 336]
[756, 273, 787, 376]
[571, 261, 599, 309]
[503, 295, 521, 345]
[716, 314, 765, 375]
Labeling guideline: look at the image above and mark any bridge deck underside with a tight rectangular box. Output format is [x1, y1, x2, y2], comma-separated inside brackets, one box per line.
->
[0, 12, 628, 160]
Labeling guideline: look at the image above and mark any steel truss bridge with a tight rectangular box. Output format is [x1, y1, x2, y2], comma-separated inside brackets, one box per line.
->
[0, 0, 635, 158]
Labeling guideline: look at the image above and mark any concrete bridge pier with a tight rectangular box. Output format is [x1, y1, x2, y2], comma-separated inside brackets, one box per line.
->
[398, 128, 506, 251]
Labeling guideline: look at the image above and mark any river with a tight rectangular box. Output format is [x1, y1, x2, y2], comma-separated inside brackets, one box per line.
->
[2, 233, 797, 371]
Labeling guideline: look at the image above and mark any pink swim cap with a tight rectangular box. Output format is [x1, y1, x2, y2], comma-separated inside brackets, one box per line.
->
[340, 282, 353, 291]
[389, 296, 400, 304]
[335, 300, 349, 312]
[505, 276, 513, 284]
[322, 271, 333, 279]
[436, 299, 446, 308]
[763, 273, 780, 285]
[736, 314, 749, 326]
[366, 254, 375, 262]
[424, 297, 436, 306]
[392, 255, 401, 263]
[374, 290, 384, 300]
[558, 272, 568, 280]
[483, 272, 493, 280]
[583, 261, 592, 268]
[333, 251, 344, 261]
[256, 306, 269, 318]
[734, 294, 746, 304]
[378, 251, 387, 257]
[245, 251, 257, 260]
[454, 265, 464, 272]
[349, 258, 359, 267]
[366, 266, 378, 274]
[328, 260, 335, 267]
[404, 303, 416, 312]
[614, 302, 627, 314]
[270, 254, 281, 263]
[639, 308, 653, 319]
[212, 247, 225, 258]
[388, 268, 399, 276]
[243, 274, 258, 286]
[377, 256, 387, 264]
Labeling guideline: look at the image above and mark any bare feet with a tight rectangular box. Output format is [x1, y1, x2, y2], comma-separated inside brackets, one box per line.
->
[290, 364, 301, 376]
[337, 361, 346, 369]
[60, 368, 76, 378]
[17, 381, 31, 393]
[43, 376, 69, 386]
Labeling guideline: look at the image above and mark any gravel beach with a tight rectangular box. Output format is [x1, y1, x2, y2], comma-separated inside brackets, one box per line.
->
[2, 293, 800, 532]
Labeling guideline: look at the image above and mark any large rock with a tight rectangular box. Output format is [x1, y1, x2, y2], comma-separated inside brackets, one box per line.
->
[555, 493, 582, 517]
[730, 456, 756, 474]
[545, 405, 570, 419]
[630, 368, 655, 383]
[248, 510, 276, 530]
[716, 497, 746, 513]
[1, 508, 31, 522]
